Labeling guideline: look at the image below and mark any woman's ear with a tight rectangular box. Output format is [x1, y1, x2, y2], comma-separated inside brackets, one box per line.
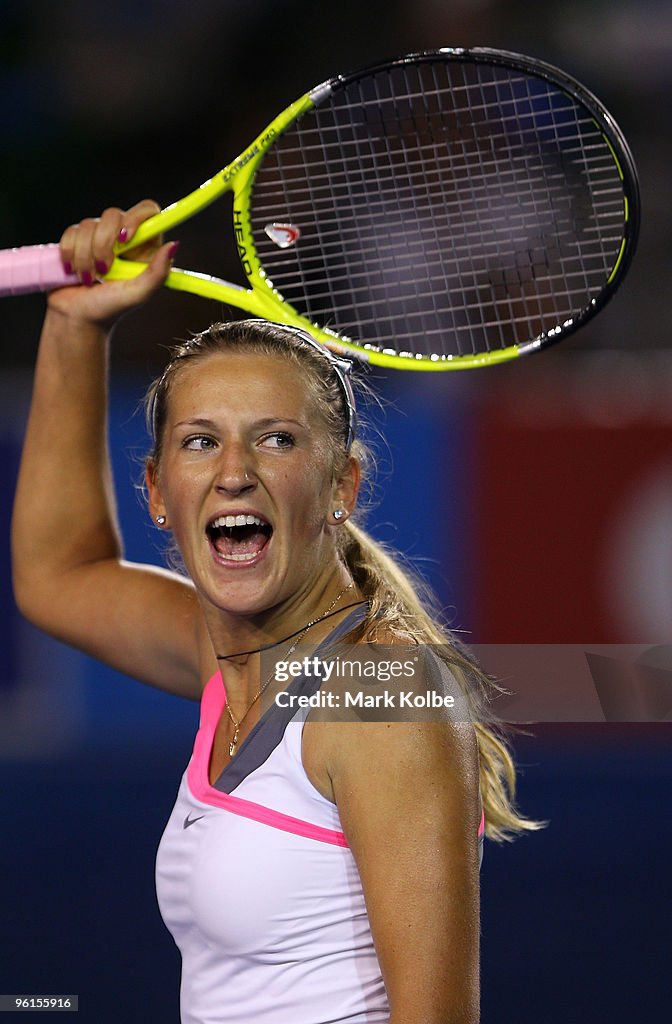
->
[330, 455, 361, 525]
[146, 459, 169, 528]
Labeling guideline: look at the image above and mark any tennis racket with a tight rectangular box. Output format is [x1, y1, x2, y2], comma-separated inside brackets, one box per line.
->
[0, 47, 639, 371]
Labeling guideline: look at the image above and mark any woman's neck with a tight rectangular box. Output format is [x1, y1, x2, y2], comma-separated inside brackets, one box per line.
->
[203, 570, 361, 669]
[204, 574, 364, 714]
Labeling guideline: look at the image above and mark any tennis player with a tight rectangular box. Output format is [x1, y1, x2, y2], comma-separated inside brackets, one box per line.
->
[12, 202, 538, 1024]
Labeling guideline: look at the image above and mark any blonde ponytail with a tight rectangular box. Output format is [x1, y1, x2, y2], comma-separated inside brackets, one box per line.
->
[339, 520, 543, 842]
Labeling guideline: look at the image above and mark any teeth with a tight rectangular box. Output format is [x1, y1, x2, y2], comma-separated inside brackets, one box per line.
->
[225, 551, 257, 561]
[211, 514, 266, 530]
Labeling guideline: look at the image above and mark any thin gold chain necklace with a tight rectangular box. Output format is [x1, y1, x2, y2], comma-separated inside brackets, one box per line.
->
[223, 582, 354, 757]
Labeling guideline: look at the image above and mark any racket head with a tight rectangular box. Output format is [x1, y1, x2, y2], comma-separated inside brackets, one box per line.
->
[239, 47, 640, 370]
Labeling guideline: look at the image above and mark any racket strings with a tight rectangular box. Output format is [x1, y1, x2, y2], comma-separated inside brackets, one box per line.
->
[424, 60, 465, 349]
[371, 63, 445, 351]
[456, 60, 512, 354]
[249, 58, 628, 358]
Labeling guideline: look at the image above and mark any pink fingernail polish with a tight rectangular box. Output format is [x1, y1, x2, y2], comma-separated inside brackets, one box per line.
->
[95, 260, 108, 275]
[168, 241, 180, 260]
[63, 261, 74, 276]
[118, 227, 128, 244]
[82, 270, 93, 287]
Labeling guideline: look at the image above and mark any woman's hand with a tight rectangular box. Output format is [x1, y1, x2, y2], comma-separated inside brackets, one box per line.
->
[47, 199, 177, 327]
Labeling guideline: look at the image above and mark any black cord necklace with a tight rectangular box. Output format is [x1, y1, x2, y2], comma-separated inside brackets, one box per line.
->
[215, 600, 368, 662]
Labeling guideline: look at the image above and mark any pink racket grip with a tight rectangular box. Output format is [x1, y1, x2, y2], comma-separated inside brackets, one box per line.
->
[0, 243, 79, 296]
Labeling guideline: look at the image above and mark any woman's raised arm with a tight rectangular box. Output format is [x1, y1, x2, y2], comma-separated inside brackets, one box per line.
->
[11, 202, 202, 699]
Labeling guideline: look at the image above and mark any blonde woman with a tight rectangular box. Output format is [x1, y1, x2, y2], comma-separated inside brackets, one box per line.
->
[12, 202, 538, 1024]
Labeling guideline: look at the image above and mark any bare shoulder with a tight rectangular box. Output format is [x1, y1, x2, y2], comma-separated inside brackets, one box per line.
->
[303, 652, 479, 815]
[303, 632, 478, 799]
[325, 716, 479, 813]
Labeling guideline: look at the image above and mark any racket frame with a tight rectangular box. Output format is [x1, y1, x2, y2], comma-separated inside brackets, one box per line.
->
[111, 58, 548, 369]
[11, 48, 640, 371]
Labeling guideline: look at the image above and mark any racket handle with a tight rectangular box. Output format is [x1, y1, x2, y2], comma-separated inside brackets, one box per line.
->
[0, 243, 78, 296]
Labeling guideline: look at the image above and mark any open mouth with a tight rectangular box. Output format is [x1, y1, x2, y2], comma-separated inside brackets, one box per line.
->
[206, 514, 272, 563]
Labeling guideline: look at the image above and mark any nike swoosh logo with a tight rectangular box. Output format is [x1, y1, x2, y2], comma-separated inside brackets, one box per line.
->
[183, 813, 205, 829]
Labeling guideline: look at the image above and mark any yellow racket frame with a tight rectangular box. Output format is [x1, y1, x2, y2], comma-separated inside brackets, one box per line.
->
[101, 48, 638, 372]
[104, 89, 521, 371]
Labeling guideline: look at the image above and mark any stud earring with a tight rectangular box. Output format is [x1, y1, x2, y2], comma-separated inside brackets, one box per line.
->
[156, 515, 167, 526]
[333, 509, 345, 521]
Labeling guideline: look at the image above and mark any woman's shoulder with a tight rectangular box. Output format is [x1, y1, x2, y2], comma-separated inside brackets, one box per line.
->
[308, 629, 477, 782]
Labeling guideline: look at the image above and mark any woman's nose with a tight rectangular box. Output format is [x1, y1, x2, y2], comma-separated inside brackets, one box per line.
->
[213, 443, 257, 495]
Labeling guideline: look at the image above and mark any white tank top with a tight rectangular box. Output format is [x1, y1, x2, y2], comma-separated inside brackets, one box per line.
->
[155, 607, 391, 1023]
[155, 609, 484, 1023]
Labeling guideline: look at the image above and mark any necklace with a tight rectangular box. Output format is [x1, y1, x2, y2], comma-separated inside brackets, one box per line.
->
[215, 600, 366, 662]
[222, 581, 354, 757]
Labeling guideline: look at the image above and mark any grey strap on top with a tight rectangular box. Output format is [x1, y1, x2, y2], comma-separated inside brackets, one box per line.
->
[212, 604, 369, 794]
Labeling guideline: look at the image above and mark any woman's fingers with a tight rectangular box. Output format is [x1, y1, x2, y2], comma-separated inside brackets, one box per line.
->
[118, 198, 162, 242]
[51, 198, 176, 325]
[58, 200, 163, 285]
[72, 217, 105, 284]
[91, 207, 127, 275]
[58, 223, 79, 278]
[117, 199, 163, 262]
[47, 239, 177, 326]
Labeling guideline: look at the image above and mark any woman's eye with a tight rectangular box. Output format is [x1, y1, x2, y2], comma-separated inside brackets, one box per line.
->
[262, 432, 295, 449]
[182, 435, 217, 451]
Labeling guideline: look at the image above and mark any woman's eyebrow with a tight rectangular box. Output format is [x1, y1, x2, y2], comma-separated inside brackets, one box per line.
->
[252, 417, 306, 430]
[171, 416, 307, 430]
[172, 417, 220, 430]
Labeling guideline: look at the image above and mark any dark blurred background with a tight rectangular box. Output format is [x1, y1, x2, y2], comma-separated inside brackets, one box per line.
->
[1, 2, 670, 1021]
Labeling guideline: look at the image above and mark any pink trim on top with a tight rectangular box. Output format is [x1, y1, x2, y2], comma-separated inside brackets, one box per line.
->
[187, 673, 487, 848]
[187, 672, 350, 848]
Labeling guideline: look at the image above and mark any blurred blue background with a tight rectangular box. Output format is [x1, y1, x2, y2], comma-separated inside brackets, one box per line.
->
[1, 1, 671, 1021]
